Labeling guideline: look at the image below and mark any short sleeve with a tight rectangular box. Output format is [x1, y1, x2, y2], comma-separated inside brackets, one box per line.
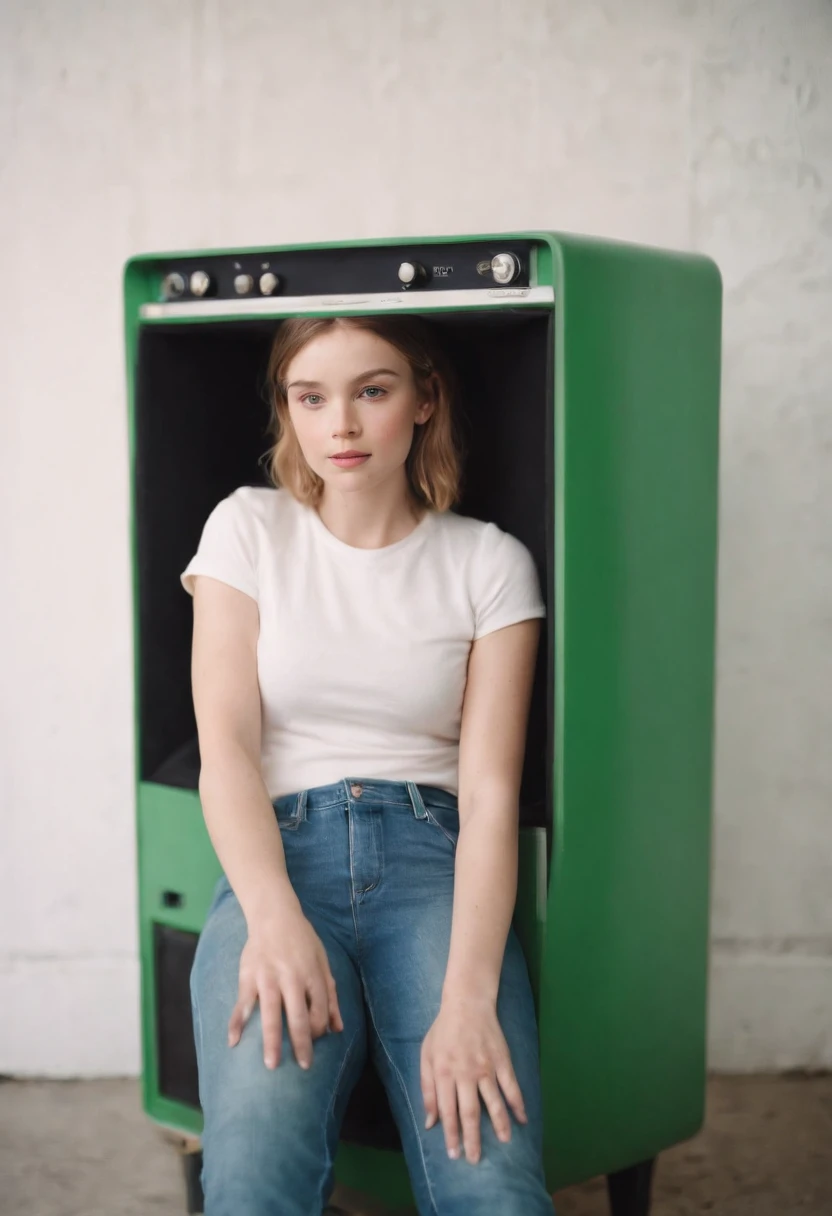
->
[180, 491, 259, 601]
[472, 526, 546, 640]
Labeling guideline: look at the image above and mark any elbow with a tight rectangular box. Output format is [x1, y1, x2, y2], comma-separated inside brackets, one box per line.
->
[197, 738, 260, 797]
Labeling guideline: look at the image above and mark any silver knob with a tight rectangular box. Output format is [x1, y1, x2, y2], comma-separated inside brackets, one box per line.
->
[491, 253, 520, 285]
[162, 272, 186, 300]
[259, 271, 280, 296]
[234, 273, 254, 295]
[189, 270, 212, 297]
[398, 261, 426, 287]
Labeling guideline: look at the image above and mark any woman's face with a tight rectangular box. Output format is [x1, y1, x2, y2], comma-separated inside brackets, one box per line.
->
[284, 325, 435, 495]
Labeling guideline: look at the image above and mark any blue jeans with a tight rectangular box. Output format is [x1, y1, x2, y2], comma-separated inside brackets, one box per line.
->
[191, 777, 553, 1215]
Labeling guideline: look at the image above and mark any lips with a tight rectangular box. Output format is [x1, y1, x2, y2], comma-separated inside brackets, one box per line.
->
[331, 452, 369, 458]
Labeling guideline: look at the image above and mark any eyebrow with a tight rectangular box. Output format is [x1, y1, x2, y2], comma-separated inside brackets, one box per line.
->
[286, 367, 402, 391]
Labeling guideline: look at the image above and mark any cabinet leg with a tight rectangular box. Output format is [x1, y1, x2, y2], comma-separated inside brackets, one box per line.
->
[606, 1157, 655, 1216]
[182, 1149, 204, 1214]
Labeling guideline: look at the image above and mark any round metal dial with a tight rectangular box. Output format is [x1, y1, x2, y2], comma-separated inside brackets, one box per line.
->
[162, 272, 186, 300]
[491, 253, 521, 285]
[189, 270, 212, 297]
[398, 261, 426, 287]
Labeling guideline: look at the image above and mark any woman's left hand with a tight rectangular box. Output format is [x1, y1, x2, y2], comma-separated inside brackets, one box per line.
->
[420, 996, 528, 1164]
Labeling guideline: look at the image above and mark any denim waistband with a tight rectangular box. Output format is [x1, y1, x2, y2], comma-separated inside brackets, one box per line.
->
[272, 777, 458, 820]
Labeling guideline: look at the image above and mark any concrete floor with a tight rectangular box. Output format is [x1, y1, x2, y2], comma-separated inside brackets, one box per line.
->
[0, 1076, 829, 1215]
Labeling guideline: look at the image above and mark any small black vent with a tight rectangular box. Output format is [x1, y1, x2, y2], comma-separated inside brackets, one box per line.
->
[154, 923, 200, 1108]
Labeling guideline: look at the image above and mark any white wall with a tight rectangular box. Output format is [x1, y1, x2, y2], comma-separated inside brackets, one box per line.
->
[1, 0, 830, 1075]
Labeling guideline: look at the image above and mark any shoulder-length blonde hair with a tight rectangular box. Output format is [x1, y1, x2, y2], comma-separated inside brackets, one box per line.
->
[262, 315, 464, 512]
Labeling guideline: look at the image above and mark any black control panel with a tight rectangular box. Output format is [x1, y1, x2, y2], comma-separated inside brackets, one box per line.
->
[155, 240, 535, 303]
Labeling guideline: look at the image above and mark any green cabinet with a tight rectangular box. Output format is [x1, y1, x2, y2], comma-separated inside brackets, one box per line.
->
[124, 231, 721, 1209]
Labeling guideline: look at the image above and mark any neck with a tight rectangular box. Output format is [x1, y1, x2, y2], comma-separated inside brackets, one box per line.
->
[315, 478, 426, 550]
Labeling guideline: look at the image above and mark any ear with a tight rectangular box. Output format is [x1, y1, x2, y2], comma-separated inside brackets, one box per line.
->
[416, 372, 440, 424]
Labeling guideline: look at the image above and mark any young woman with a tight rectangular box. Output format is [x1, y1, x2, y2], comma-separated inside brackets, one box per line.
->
[181, 314, 553, 1216]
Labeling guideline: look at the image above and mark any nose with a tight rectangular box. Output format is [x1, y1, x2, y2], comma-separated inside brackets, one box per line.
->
[330, 396, 361, 437]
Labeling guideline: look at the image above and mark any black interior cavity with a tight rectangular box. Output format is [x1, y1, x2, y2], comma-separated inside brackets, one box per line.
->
[134, 311, 553, 829]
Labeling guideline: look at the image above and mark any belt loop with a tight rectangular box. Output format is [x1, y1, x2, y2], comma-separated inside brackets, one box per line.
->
[406, 781, 428, 820]
[295, 788, 308, 822]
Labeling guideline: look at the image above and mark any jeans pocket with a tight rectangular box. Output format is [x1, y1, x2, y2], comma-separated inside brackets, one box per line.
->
[424, 802, 460, 850]
[272, 796, 303, 831]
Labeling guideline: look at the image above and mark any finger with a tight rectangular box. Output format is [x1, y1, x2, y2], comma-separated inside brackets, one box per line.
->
[227, 985, 256, 1046]
[306, 973, 330, 1040]
[496, 1059, 528, 1124]
[478, 1075, 512, 1143]
[420, 1051, 438, 1131]
[457, 1080, 483, 1164]
[258, 985, 284, 1069]
[325, 970, 343, 1032]
[283, 986, 314, 1069]
[436, 1073, 461, 1160]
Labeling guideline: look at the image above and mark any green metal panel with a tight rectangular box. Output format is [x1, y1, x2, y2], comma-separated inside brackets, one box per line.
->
[136, 783, 221, 1136]
[138, 783, 222, 932]
[538, 234, 721, 1186]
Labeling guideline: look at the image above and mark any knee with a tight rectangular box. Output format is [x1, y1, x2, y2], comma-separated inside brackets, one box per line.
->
[200, 1011, 309, 1121]
[417, 1120, 552, 1215]
[199, 1024, 362, 1216]
[430, 1159, 554, 1215]
[201, 1013, 362, 1134]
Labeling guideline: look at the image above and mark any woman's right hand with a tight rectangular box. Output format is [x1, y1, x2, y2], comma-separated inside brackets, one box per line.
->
[227, 909, 344, 1070]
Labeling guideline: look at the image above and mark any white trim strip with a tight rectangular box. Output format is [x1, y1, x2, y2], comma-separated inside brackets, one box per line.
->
[535, 826, 549, 921]
[138, 285, 554, 321]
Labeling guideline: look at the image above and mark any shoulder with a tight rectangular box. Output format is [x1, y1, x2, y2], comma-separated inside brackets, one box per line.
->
[437, 513, 545, 638]
[225, 483, 286, 518]
[431, 508, 493, 548]
[194, 484, 297, 562]
[433, 509, 529, 567]
[182, 486, 288, 600]
[212, 484, 296, 537]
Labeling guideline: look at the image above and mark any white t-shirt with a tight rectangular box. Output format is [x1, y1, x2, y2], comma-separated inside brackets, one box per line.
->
[181, 486, 546, 799]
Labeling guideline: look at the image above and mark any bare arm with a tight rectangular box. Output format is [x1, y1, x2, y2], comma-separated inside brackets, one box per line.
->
[443, 617, 541, 1003]
[190, 574, 343, 1067]
[421, 616, 542, 1164]
[191, 575, 300, 925]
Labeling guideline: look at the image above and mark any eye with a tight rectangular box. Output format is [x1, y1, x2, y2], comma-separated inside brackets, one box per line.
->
[360, 385, 387, 400]
[300, 393, 323, 406]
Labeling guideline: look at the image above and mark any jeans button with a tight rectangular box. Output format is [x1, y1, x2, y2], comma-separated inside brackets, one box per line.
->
[350, 783, 363, 798]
